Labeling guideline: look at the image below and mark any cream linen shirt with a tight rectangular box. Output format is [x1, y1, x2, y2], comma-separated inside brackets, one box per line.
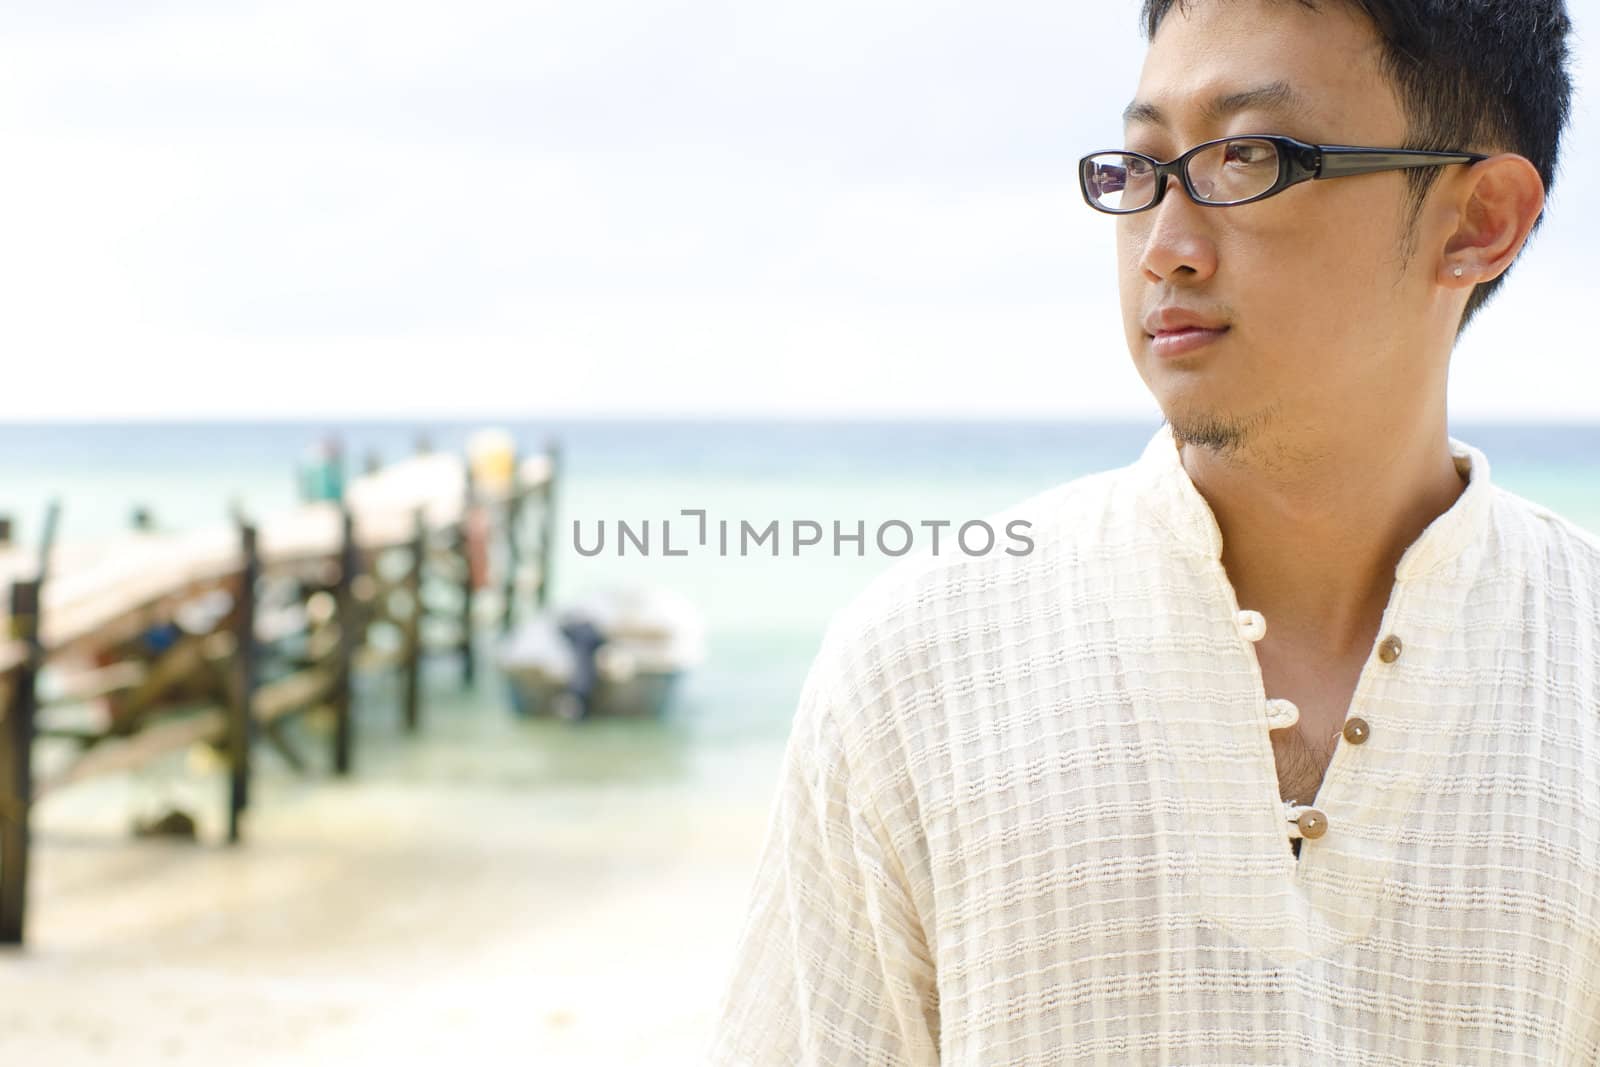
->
[708, 422, 1600, 1066]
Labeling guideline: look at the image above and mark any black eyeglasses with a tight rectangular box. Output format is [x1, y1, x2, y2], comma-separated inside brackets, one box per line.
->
[1079, 133, 1487, 214]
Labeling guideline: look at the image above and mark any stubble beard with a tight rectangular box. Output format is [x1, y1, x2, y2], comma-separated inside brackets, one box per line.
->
[1165, 404, 1276, 460]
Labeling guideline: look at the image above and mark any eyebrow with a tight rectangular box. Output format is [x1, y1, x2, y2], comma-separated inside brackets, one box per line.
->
[1122, 80, 1311, 129]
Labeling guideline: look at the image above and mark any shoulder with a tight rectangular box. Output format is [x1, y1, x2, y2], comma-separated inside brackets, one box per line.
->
[1487, 485, 1600, 578]
[831, 464, 1132, 636]
[805, 461, 1142, 750]
[1483, 486, 1600, 641]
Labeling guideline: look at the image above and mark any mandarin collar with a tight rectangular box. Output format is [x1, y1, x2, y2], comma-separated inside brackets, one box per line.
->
[1132, 420, 1493, 581]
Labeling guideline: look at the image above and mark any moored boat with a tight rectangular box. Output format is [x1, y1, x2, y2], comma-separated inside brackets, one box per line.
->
[496, 586, 705, 721]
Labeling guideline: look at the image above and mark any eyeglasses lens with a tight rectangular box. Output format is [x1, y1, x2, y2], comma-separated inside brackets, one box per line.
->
[1187, 138, 1279, 204]
[1083, 155, 1157, 212]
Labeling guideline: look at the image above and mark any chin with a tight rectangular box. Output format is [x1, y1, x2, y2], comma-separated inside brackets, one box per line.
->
[1163, 399, 1277, 455]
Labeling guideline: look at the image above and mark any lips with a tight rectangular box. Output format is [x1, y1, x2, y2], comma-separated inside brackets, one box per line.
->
[1143, 306, 1230, 336]
[1142, 306, 1230, 359]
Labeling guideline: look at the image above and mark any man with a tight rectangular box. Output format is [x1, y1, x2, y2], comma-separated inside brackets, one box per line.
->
[709, 0, 1597, 1062]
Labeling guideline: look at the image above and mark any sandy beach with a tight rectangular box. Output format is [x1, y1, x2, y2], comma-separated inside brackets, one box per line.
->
[0, 670, 782, 1065]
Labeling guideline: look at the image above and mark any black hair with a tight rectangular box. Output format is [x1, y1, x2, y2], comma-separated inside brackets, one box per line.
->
[1139, 0, 1575, 336]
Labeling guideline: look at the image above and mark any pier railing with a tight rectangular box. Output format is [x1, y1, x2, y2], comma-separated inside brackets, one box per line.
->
[0, 435, 559, 947]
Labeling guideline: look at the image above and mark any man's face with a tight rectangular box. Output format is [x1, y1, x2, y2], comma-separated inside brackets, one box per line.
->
[1119, 0, 1439, 457]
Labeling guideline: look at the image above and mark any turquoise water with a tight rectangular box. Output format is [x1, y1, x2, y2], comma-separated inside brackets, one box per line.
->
[2, 419, 1597, 779]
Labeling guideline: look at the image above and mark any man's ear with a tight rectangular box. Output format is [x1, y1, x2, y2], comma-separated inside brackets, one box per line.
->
[1439, 154, 1545, 288]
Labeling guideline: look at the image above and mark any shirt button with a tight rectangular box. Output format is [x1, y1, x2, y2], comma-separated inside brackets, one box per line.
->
[1296, 809, 1328, 839]
[1265, 698, 1300, 729]
[1236, 609, 1267, 642]
[1378, 634, 1403, 663]
[1342, 717, 1371, 744]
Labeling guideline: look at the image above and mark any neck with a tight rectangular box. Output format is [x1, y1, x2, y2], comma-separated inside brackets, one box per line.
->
[1177, 410, 1469, 657]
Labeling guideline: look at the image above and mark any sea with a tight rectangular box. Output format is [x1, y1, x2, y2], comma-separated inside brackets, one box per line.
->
[2, 418, 1598, 798]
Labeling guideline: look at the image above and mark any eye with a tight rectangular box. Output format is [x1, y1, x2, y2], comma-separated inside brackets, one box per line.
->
[1224, 141, 1274, 167]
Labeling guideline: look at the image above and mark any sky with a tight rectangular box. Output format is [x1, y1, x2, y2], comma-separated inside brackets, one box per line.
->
[2, 0, 1596, 421]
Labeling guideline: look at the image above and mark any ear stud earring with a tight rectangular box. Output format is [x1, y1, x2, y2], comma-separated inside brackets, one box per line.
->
[1453, 266, 1465, 278]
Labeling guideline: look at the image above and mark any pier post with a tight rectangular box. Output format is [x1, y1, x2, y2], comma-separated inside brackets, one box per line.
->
[38, 501, 60, 580]
[534, 438, 561, 610]
[0, 579, 42, 945]
[402, 508, 425, 733]
[500, 461, 523, 636]
[227, 524, 259, 845]
[333, 508, 357, 776]
[459, 467, 476, 687]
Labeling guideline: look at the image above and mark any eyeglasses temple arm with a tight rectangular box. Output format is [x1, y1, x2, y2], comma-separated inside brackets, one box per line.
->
[1316, 147, 1488, 179]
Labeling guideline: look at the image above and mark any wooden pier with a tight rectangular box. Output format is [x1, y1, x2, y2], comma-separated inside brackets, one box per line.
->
[0, 434, 560, 946]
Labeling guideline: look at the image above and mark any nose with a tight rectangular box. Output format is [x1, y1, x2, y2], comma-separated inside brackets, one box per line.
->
[1130, 178, 1219, 284]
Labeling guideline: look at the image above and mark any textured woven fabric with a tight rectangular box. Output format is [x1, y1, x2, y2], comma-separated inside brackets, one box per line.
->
[708, 422, 1600, 1066]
